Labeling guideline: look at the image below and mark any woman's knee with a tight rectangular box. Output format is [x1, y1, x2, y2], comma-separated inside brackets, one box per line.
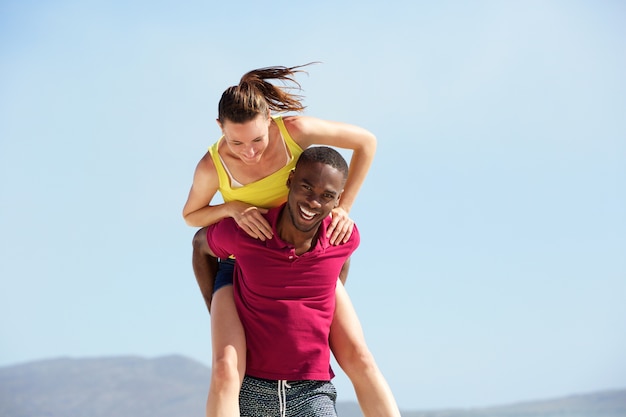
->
[335, 342, 377, 374]
[211, 351, 242, 386]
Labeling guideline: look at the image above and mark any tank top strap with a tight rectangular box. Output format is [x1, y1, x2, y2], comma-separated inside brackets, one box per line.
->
[208, 138, 233, 192]
[272, 116, 303, 162]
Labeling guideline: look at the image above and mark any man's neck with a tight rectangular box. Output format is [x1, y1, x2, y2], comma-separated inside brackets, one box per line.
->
[276, 207, 320, 256]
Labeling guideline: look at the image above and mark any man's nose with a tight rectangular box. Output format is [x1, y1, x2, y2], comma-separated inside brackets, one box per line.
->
[306, 195, 322, 208]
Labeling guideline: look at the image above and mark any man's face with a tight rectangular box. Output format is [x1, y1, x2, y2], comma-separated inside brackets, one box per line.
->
[286, 161, 344, 233]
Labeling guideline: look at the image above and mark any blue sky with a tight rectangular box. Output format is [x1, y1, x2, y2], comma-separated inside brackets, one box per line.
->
[1, 0, 625, 411]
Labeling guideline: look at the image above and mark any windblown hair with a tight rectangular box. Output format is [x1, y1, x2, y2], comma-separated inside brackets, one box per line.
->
[296, 146, 349, 183]
[218, 63, 317, 124]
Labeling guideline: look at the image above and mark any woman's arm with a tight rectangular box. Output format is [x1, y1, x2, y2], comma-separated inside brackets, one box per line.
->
[285, 115, 377, 243]
[182, 152, 272, 240]
[182, 152, 231, 227]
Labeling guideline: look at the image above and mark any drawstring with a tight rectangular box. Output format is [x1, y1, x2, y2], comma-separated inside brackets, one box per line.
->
[277, 380, 291, 417]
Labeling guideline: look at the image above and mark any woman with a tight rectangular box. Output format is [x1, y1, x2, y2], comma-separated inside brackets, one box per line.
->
[183, 64, 400, 417]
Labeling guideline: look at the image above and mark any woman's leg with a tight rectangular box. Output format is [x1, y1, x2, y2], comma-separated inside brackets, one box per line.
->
[330, 281, 401, 417]
[192, 230, 246, 416]
[206, 284, 246, 417]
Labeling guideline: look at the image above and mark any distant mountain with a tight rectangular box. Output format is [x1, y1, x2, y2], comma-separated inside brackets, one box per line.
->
[401, 389, 626, 417]
[0, 355, 210, 417]
[0, 355, 624, 417]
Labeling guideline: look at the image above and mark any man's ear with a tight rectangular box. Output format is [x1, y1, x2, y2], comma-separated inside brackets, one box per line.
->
[335, 190, 344, 207]
[286, 169, 295, 188]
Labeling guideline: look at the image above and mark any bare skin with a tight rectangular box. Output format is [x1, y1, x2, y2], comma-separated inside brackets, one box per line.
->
[185, 115, 399, 417]
[183, 115, 376, 243]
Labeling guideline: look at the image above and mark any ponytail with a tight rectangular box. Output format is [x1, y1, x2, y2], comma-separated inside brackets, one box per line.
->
[218, 63, 317, 124]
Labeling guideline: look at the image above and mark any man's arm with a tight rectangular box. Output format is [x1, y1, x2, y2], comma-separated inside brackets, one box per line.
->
[192, 227, 218, 313]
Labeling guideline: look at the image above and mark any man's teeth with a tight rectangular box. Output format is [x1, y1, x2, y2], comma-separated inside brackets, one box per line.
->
[300, 206, 316, 220]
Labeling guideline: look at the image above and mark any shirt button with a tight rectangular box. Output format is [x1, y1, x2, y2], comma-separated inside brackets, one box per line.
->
[289, 256, 294, 259]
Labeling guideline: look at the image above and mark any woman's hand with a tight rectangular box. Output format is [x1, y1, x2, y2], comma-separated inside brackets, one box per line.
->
[326, 206, 354, 245]
[230, 202, 272, 241]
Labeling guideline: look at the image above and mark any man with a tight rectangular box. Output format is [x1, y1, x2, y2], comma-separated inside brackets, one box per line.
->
[193, 146, 358, 417]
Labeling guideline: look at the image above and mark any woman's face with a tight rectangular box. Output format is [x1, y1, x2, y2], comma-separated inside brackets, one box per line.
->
[219, 114, 271, 165]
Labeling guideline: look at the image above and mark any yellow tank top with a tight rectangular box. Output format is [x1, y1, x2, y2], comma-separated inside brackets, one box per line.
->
[209, 116, 304, 209]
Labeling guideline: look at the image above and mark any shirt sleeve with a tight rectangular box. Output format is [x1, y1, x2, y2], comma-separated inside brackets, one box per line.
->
[205, 218, 240, 259]
[347, 224, 361, 255]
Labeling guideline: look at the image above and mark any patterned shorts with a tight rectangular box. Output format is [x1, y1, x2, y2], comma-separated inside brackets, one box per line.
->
[239, 375, 338, 417]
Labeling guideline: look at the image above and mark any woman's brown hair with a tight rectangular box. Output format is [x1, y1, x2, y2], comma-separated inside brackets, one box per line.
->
[217, 63, 317, 124]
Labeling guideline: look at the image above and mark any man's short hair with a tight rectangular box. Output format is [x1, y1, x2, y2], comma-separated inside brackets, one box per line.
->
[296, 146, 349, 182]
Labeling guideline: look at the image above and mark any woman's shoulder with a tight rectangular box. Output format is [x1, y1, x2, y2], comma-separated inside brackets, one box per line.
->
[280, 114, 316, 126]
[196, 150, 218, 177]
[279, 115, 322, 139]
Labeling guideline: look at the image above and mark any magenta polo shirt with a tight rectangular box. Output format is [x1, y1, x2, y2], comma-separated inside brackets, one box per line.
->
[205, 204, 360, 381]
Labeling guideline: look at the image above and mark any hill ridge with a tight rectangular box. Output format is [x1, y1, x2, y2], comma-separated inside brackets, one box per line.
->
[1, 356, 624, 417]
